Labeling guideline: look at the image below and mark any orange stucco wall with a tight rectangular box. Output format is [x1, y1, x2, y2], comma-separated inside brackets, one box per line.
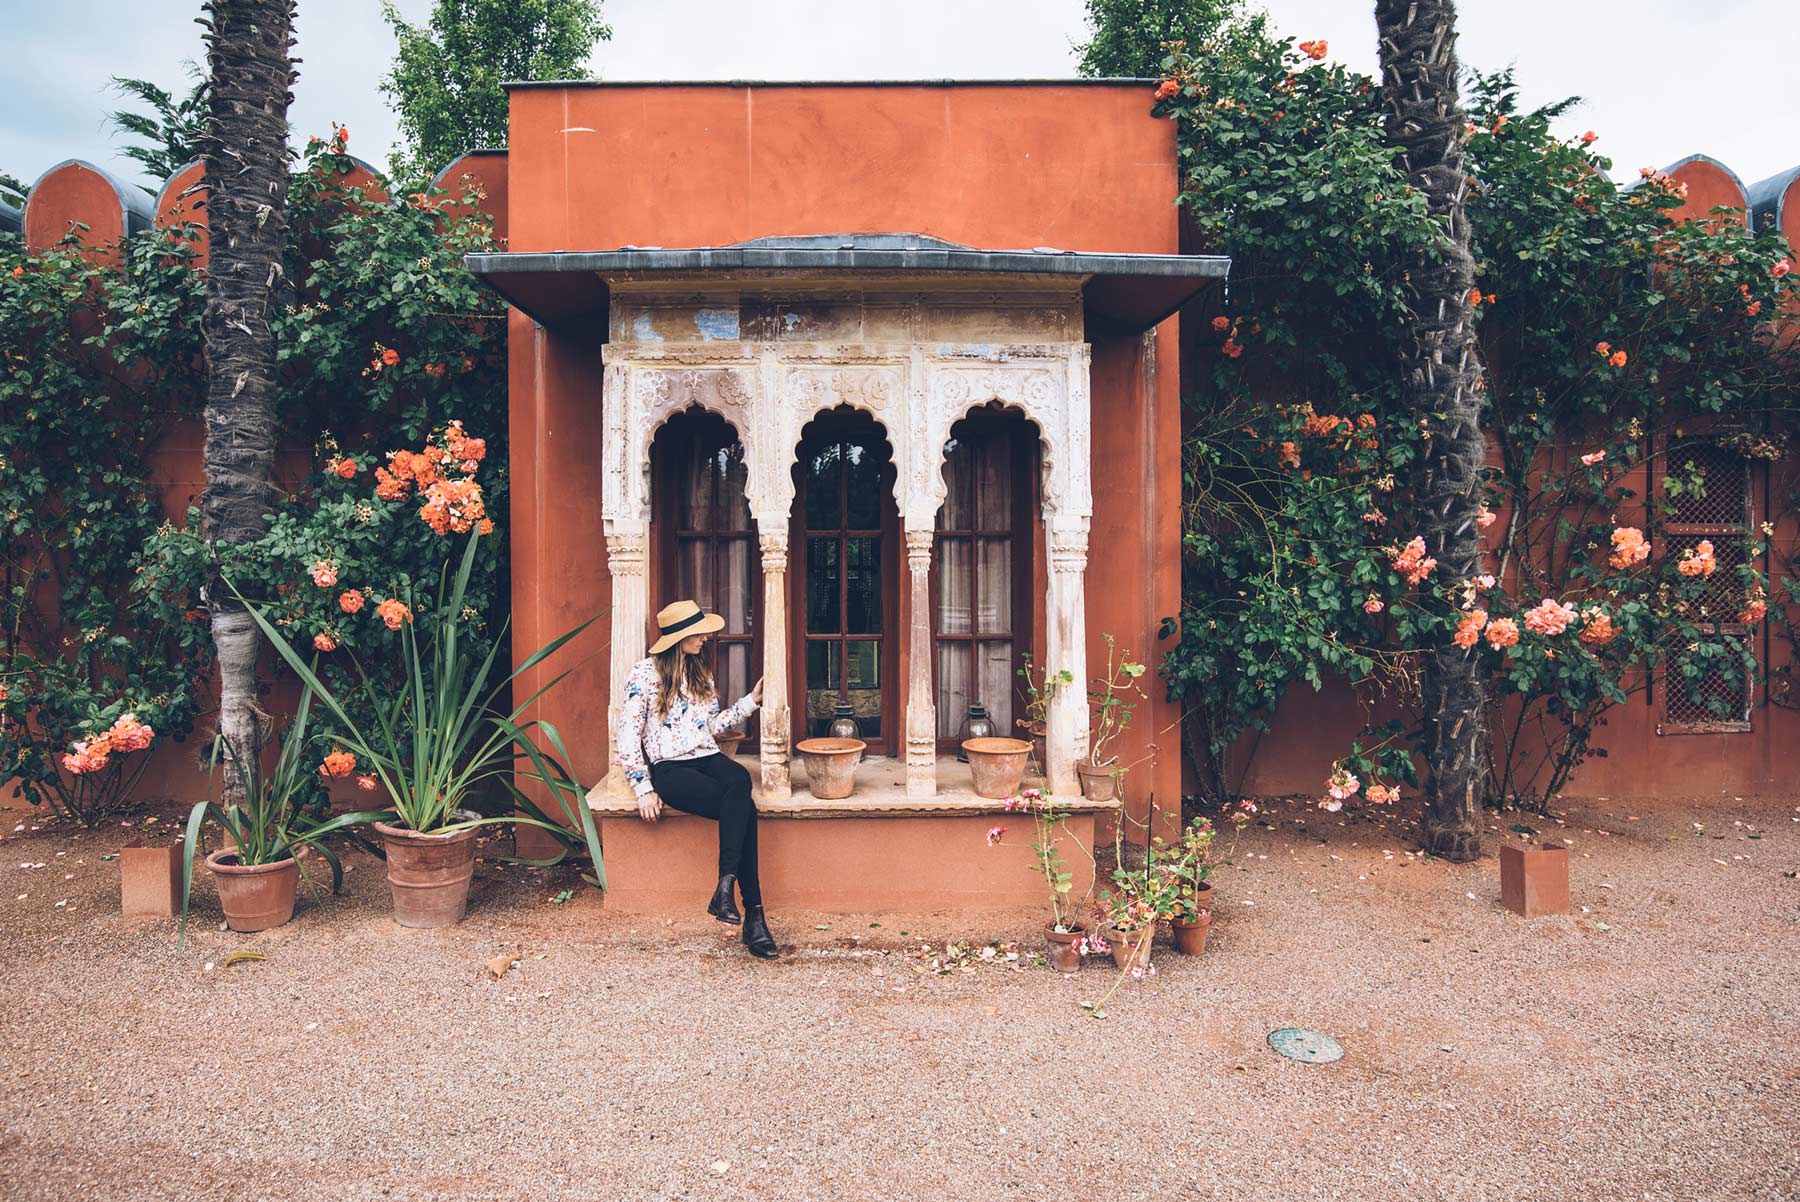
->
[503, 82, 1185, 845]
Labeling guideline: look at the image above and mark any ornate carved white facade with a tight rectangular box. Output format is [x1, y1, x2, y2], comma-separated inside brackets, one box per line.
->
[600, 294, 1093, 798]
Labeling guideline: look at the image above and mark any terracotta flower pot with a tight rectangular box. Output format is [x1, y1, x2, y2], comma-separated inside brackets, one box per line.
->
[205, 849, 299, 933]
[796, 737, 865, 800]
[1045, 923, 1085, 974]
[962, 737, 1032, 799]
[1171, 911, 1211, 956]
[1075, 758, 1120, 802]
[1107, 923, 1154, 971]
[715, 730, 746, 758]
[374, 816, 481, 928]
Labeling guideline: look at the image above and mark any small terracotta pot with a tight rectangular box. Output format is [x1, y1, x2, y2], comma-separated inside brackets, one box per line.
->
[374, 815, 481, 928]
[1171, 911, 1211, 956]
[1186, 881, 1214, 915]
[796, 737, 865, 800]
[1107, 924, 1154, 971]
[205, 849, 299, 933]
[1075, 758, 1120, 802]
[1045, 923, 1085, 974]
[715, 731, 746, 758]
[962, 737, 1032, 799]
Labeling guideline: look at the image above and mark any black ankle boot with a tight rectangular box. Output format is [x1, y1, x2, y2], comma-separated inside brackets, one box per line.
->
[742, 906, 778, 959]
[707, 874, 742, 924]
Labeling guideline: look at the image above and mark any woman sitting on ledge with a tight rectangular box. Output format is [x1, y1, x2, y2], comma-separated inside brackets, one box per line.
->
[615, 599, 776, 959]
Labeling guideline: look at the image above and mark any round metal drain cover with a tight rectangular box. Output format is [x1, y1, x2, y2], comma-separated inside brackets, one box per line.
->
[1267, 1028, 1343, 1063]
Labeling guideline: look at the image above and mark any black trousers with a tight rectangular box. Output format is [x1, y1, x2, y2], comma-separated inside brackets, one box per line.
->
[648, 753, 762, 907]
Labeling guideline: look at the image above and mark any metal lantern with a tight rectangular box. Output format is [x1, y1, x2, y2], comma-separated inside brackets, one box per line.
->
[955, 702, 995, 761]
[827, 702, 861, 741]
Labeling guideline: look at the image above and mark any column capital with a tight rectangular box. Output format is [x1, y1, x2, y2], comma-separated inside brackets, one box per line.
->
[904, 526, 933, 570]
[606, 530, 648, 576]
[1048, 528, 1088, 575]
[759, 532, 789, 573]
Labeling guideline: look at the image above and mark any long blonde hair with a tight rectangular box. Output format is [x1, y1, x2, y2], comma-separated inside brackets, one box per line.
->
[652, 643, 717, 718]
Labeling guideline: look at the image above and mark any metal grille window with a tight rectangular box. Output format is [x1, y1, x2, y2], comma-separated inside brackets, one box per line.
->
[1660, 440, 1754, 734]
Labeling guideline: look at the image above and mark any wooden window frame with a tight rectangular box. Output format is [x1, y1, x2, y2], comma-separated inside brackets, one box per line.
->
[652, 410, 762, 741]
[788, 410, 901, 755]
[930, 407, 1038, 753]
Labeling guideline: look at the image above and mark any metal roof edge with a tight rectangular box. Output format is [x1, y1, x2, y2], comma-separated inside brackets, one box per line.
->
[464, 246, 1228, 279]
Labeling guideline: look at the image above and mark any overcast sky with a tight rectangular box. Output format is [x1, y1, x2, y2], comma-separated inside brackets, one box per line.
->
[2, 0, 1794, 201]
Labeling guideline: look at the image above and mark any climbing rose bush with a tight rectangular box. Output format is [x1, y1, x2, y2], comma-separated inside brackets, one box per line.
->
[1153, 25, 1800, 814]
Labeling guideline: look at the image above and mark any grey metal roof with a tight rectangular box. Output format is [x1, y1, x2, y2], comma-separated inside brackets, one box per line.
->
[503, 77, 1158, 90]
[465, 234, 1227, 335]
[27, 159, 155, 237]
[0, 198, 20, 234]
[429, 149, 507, 193]
[1747, 164, 1800, 235]
[154, 159, 203, 216]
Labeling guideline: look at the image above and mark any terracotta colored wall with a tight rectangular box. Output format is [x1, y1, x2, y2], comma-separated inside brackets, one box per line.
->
[1663, 156, 1749, 228]
[506, 83, 1177, 254]
[503, 82, 1183, 838]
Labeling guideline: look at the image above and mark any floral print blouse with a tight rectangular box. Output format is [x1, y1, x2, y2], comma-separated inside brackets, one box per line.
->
[615, 657, 758, 798]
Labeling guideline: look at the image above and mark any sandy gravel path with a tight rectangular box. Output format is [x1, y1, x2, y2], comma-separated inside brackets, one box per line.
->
[0, 797, 1795, 1201]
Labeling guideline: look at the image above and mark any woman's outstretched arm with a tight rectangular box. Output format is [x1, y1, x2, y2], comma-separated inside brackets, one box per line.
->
[707, 676, 763, 735]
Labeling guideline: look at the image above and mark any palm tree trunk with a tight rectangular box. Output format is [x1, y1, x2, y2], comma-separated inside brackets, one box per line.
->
[199, 0, 296, 806]
[1376, 0, 1487, 861]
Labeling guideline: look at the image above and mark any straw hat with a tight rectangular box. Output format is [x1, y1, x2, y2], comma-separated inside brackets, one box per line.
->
[648, 598, 726, 655]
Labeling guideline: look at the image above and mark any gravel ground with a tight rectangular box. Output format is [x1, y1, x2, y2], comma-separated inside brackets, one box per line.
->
[0, 797, 1796, 1202]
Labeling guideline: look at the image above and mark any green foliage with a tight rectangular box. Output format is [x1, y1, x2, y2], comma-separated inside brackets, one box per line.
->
[380, 0, 611, 182]
[1148, 20, 1800, 811]
[106, 64, 207, 186]
[1074, 0, 1246, 78]
[1, 133, 515, 823]
[0, 226, 211, 824]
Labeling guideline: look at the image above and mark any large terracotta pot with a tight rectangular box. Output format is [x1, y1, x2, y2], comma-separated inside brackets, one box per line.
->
[374, 815, 480, 928]
[1075, 758, 1120, 802]
[962, 737, 1032, 799]
[205, 849, 299, 933]
[715, 730, 746, 759]
[1106, 923, 1154, 971]
[796, 737, 864, 800]
[1045, 923, 1085, 974]
[1171, 911, 1211, 956]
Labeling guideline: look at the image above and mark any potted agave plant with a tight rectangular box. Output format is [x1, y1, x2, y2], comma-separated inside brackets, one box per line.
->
[1076, 634, 1147, 803]
[179, 685, 387, 937]
[1001, 788, 1094, 973]
[241, 530, 606, 928]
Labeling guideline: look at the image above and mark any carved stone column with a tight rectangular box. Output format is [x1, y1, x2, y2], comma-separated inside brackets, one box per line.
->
[604, 528, 649, 797]
[758, 529, 792, 800]
[1045, 525, 1090, 796]
[903, 527, 937, 797]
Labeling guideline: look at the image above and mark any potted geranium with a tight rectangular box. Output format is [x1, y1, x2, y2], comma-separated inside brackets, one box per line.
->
[998, 788, 1094, 972]
[179, 685, 387, 937]
[1165, 817, 1218, 955]
[1076, 635, 1147, 802]
[241, 529, 605, 927]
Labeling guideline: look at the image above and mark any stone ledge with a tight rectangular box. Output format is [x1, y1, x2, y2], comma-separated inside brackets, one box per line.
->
[586, 790, 1121, 820]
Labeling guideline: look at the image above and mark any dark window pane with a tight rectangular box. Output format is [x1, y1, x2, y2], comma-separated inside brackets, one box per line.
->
[677, 537, 711, 611]
[805, 442, 841, 529]
[974, 438, 1012, 531]
[805, 640, 839, 737]
[978, 640, 1015, 735]
[807, 538, 840, 633]
[975, 537, 1012, 634]
[720, 537, 752, 631]
[937, 641, 972, 739]
[846, 537, 881, 633]
[845, 441, 883, 529]
[939, 437, 971, 531]
[717, 442, 752, 531]
[845, 639, 881, 738]
[936, 536, 972, 634]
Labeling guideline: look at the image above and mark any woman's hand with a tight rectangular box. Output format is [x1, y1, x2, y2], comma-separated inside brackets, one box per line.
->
[749, 676, 764, 706]
[637, 792, 664, 822]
